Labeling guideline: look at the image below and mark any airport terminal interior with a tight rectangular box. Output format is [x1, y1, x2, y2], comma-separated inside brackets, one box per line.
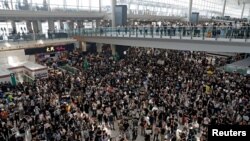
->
[0, 0, 250, 141]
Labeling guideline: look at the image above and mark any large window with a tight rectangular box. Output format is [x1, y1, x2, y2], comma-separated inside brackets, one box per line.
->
[50, 0, 64, 9]
[224, 0, 243, 18]
[65, 0, 77, 9]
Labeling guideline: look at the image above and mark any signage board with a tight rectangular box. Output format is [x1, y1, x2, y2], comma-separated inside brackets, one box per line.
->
[24, 43, 75, 55]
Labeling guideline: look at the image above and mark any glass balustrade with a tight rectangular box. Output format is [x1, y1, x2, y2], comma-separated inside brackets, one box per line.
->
[0, 31, 70, 46]
[72, 26, 250, 43]
[1, 26, 249, 46]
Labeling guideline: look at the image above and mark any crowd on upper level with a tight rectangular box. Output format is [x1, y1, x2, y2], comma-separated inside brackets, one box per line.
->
[97, 21, 250, 39]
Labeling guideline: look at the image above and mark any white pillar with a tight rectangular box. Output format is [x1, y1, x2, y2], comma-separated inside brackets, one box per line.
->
[76, 0, 79, 11]
[99, 0, 102, 12]
[128, 3, 130, 14]
[89, 0, 91, 11]
[111, 45, 116, 55]
[63, 0, 66, 10]
[222, 0, 226, 17]
[47, 0, 50, 11]
[81, 42, 87, 52]
[96, 43, 103, 53]
[241, 3, 245, 19]
[111, 0, 116, 27]
[111, 0, 117, 55]
[188, 0, 193, 22]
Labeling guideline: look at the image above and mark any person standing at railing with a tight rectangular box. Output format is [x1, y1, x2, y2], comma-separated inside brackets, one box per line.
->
[219, 23, 226, 38]
[172, 23, 176, 36]
[117, 25, 121, 35]
[247, 24, 250, 38]
[150, 25, 154, 37]
[124, 25, 128, 35]
[156, 25, 159, 36]
[163, 24, 167, 36]
[160, 25, 163, 36]
[226, 23, 233, 38]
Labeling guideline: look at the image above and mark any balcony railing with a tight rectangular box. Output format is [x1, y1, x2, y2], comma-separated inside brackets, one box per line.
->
[0, 32, 69, 43]
[68, 26, 250, 43]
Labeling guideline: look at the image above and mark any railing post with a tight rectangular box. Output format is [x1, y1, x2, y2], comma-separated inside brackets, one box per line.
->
[244, 28, 247, 43]
[191, 28, 193, 40]
[152, 29, 154, 38]
[129, 28, 131, 37]
[160, 29, 162, 38]
[143, 29, 145, 38]
[111, 29, 112, 37]
[169, 29, 172, 39]
[202, 27, 205, 40]
[230, 28, 232, 42]
[215, 27, 218, 41]
[116, 28, 118, 37]
[180, 28, 182, 40]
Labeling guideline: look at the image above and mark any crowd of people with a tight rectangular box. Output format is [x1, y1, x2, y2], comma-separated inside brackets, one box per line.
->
[97, 21, 250, 39]
[0, 47, 249, 141]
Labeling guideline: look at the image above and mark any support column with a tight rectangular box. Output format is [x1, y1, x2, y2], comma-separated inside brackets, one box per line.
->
[26, 21, 33, 33]
[80, 42, 87, 52]
[67, 21, 74, 30]
[48, 20, 55, 31]
[99, 0, 102, 12]
[111, 0, 116, 27]
[241, 2, 245, 19]
[63, 0, 66, 10]
[111, 0, 117, 55]
[222, 0, 226, 17]
[76, 0, 79, 11]
[11, 21, 16, 33]
[89, 0, 91, 11]
[32, 20, 42, 34]
[60, 21, 64, 31]
[188, 0, 193, 22]
[77, 21, 83, 29]
[111, 45, 116, 55]
[96, 43, 103, 53]
[128, 3, 130, 14]
[96, 20, 101, 28]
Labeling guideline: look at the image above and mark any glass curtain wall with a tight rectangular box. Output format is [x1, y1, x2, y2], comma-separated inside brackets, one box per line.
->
[192, 0, 223, 18]
[50, 0, 64, 10]
[117, 0, 250, 18]
[117, 0, 189, 17]
[0, 0, 249, 18]
[224, 0, 244, 18]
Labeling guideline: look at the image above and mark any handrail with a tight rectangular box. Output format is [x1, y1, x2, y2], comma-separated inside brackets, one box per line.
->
[0, 32, 70, 44]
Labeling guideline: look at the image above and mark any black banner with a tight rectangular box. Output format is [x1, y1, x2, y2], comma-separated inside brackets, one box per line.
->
[24, 43, 75, 55]
[208, 125, 250, 141]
